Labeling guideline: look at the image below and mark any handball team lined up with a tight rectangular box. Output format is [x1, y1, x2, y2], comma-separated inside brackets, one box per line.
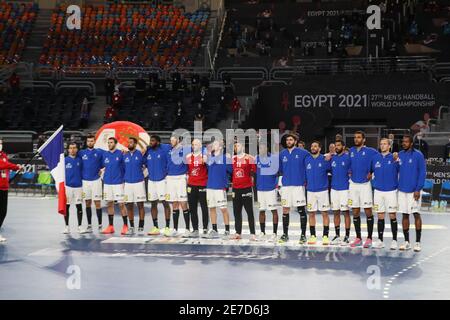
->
[63, 130, 426, 252]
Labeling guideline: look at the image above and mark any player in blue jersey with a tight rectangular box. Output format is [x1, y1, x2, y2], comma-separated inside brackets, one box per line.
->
[278, 134, 309, 244]
[255, 143, 279, 242]
[329, 139, 351, 246]
[205, 140, 232, 239]
[78, 135, 103, 233]
[144, 135, 172, 237]
[397, 135, 426, 252]
[63, 142, 83, 234]
[101, 137, 129, 235]
[166, 135, 190, 237]
[348, 131, 378, 248]
[370, 138, 399, 250]
[305, 141, 331, 245]
[123, 137, 147, 236]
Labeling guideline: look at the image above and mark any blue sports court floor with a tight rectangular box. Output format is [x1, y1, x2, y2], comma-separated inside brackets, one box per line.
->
[1, 196, 450, 300]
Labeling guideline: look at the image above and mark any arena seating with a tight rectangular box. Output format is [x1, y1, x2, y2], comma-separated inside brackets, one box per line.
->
[0, 1, 38, 65]
[39, 3, 209, 69]
[0, 86, 93, 130]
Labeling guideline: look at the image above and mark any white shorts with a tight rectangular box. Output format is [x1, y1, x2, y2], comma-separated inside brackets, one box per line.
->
[349, 181, 373, 209]
[147, 179, 166, 202]
[165, 174, 188, 202]
[66, 186, 82, 205]
[280, 186, 306, 208]
[374, 190, 397, 213]
[124, 181, 147, 203]
[82, 178, 102, 201]
[103, 184, 124, 203]
[307, 190, 330, 212]
[257, 189, 279, 211]
[206, 189, 228, 208]
[398, 191, 422, 214]
[330, 189, 349, 211]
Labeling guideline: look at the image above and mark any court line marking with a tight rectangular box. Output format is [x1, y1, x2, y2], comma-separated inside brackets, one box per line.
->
[382, 246, 450, 299]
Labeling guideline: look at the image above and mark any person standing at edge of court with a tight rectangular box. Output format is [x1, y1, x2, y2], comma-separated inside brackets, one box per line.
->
[0, 139, 21, 242]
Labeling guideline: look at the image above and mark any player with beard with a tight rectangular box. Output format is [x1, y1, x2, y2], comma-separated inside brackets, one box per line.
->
[101, 137, 129, 235]
[144, 135, 172, 236]
[348, 131, 377, 248]
[329, 139, 351, 246]
[166, 136, 190, 237]
[230, 142, 257, 241]
[397, 135, 426, 252]
[305, 141, 331, 245]
[186, 139, 209, 237]
[278, 134, 309, 244]
[78, 135, 103, 233]
[370, 138, 399, 250]
[123, 137, 147, 235]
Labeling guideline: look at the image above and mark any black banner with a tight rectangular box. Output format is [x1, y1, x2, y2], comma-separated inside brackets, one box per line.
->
[253, 74, 450, 141]
[426, 162, 450, 199]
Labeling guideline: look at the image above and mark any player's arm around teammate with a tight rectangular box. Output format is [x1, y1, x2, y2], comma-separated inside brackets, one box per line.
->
[255, 143, 279, 242]
[304, 141, 331, 245]
[79, 135, 104, 234]
[186, 139, 209, 238]
[205, 140, 231, 239]
[123, 137, 147, 236]
[230, 142, 257, 241]
[100, 137, 129, 235]
[370, 138, 400, 250]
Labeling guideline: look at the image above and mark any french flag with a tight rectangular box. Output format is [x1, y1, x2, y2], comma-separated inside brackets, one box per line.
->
[38, 125, 67, 215]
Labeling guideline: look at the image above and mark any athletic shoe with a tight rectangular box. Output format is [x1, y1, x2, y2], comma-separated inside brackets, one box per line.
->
[125, 227, 135, 236]
[341, 235, 350, 246]
[373, 239, 385, 249]
[413, 242, 421, 252]
[350, 238, 363, 248]
[229, 233, 240, 240]
[98, 224, 103, 231]
[0, 234, 7, 242]
[278, 234, 289, 244]
[268, 233, 278, 242]
[307, 235, 317, 245]
[121, 225, 129, 235]
[331, 235, 341, 245]
[169, 229, 179, 237]
[163, 227, 171, 237]
[299, 234, 307, 245]
[80, 225, 93, 234]
[222, 230, 231, 240]
[62, 226, 70, 234]
[322, 235, 330, 246]
[399, 241, 411, 251]
[189, 230, 200, 238]
[363, 238, 373, 248]
[101, 225, 115, 234]
[257, 232, 266, 241]
[181, 230, 191, 238]
[77, 226, 83, 234]
[147, 226, 160, 236]
[137, 227, 144, 236]
[201, 229, 208, 238]
[207, 229, 219, 239]
[249, 234, 258, 241]
[390, 240, 398, 250]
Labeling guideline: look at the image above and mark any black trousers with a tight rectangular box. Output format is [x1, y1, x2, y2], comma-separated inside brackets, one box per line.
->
[187, 185, 209, 231]
[0, 190, 8, 229]
[232, 187, 256, 235]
